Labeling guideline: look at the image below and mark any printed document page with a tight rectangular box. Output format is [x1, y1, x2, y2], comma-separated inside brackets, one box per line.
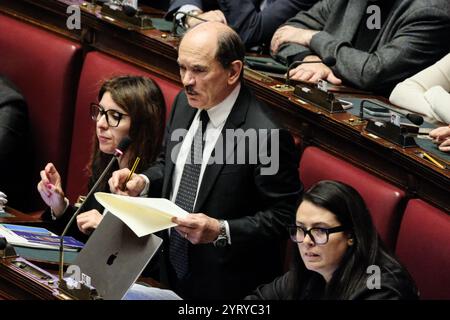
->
[95, 192, 188, 237]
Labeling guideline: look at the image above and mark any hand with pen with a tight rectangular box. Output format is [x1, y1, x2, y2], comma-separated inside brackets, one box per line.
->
[37, 163, 67, 217]
[429, 125, 450, 152]
[108, 166, 146, 197]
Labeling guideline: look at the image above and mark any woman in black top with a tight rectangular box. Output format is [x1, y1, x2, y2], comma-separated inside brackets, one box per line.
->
[246, 180, 418, 300]
[37, 75, 166, 241]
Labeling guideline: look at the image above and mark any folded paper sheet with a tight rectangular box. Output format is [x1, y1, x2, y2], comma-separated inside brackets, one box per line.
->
[95, 193, 188, 237]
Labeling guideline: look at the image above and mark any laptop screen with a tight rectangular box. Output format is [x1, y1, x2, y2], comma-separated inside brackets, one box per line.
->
[67, 213, 163, 300]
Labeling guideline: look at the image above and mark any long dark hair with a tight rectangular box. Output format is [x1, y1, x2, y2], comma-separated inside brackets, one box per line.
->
[88, 75, 166, 190]
[291, 180, 413, 299]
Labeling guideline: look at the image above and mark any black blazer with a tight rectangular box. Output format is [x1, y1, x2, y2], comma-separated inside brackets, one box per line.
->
[0, 76, 31, 211]
[275, 0, 450, 95]
[245, 262, 419, 300]
[144, 85, 302, 299]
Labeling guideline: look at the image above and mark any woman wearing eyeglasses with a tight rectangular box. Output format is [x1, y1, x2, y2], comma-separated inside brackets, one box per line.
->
[246, 180, 418, 300]
[37, 75, 166, 241]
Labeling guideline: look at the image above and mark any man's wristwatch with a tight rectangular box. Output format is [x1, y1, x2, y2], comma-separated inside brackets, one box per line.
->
[213, 220, 228, 248]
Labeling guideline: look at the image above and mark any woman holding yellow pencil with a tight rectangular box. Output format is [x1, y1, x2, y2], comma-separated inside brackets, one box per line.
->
[37, 76, 166, 241]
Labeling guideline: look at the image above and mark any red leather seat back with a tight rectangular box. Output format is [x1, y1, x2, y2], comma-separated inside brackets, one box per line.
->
[65, 51, 181, 203]
[299, 146, 405, 250]
[396, 199, 450, 299]
[0, 14, 82, 210]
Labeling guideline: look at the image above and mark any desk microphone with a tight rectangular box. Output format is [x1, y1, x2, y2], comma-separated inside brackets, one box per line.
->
[359, 99, 425, 127]
[286, 56, 336, 86]
[123, 4, 138, 17]
[122, 0, 140, 17]
[171, 12, 208, 36]
[103, 1, 138, 17]
[58, 136, 132, 283]
[406, 113, 424, 126]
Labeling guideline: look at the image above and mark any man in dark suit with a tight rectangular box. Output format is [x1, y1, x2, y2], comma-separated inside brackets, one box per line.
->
[166, 0, 319, 49]
[271, 0, 450, 96]
[110, 22, 302, 299]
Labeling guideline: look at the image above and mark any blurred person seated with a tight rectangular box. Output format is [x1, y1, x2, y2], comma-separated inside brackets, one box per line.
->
[245, 180, 419, 300]
[166, 0, 319, 50]
[271, 0, 450, 96]
[390, 53, 450, 124]
[0, 76, 32, 212]
[37, 75, 166, 241]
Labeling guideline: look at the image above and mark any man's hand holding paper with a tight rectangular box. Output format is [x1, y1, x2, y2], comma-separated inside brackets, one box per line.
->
[172, 214, 221, 245]
[94, 193, 189, 237]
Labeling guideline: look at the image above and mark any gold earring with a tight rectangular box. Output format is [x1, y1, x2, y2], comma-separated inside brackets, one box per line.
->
[348, 238, 354, 246]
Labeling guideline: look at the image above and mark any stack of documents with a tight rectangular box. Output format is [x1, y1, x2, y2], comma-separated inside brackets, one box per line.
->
[0, 224, 84, 251]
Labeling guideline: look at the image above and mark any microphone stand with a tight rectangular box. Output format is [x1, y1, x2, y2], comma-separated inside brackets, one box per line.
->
[58, 156, 119, 281]
[283, 59, 344, 114]
[171, 12, 208, 37]
[361, 99, 418, 147]
[101, 1, 153, 29]
[57, 146, 127, 299]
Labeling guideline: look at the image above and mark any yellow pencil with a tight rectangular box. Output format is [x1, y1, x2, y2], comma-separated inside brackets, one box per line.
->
[421, 152, 445, 170]
[124, 156, 141, 186]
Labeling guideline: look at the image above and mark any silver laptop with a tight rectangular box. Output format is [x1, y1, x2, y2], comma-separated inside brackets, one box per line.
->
[67, 213, 162, 300]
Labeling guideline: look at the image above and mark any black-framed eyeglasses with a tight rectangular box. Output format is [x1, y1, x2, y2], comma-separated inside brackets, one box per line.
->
[287, 225, 346, 245]
[90, 103, 128, 127]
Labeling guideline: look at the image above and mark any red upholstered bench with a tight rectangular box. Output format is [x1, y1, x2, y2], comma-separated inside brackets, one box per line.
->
[299, 146, 405, 250]
[396, 199, 450, 299]
[65, 51, 181, 203]
[0, 13, 82, 211]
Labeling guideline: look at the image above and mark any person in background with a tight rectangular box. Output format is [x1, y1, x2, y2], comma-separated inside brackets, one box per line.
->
[37, 75, 166, 241]
[271, 0, 450, 96]
[0, 76, 32, 212]
[429, 125, 450, 152]
[166, 0, 319, 50]
[111, 22, 302, 300]
[246, 180, 418, 300]
[390, 53, 450, 125]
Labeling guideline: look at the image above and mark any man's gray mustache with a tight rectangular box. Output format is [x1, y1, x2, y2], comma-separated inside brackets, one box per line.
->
[185, 86, 197, 95]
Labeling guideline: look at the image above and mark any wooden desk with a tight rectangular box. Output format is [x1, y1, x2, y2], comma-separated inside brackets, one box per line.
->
[0, 208, 160, 299]
[0, 255, 65, 300]
[0, 208, 64, 299]
[0, 207, 43, 224]
[0, 0, 448, 211]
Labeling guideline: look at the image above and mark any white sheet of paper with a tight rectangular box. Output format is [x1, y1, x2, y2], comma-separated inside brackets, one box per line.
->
[94, 193, 188, 237]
